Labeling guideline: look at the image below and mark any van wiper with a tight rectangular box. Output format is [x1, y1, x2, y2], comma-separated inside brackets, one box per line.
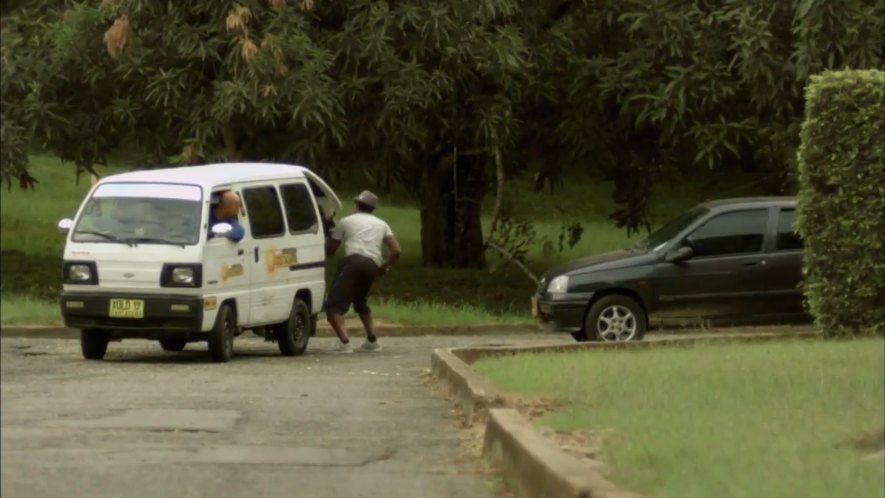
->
[127, 237, 186, 248]
[75, 230, 136, 247]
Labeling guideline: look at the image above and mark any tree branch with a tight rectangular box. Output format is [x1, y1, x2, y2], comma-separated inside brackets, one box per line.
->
[487, 241, 540, 285]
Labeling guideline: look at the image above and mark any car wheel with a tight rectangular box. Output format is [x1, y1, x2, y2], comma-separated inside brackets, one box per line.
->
[585, 295, 647, 342]
[159, 338, 187, 352]
[275, 299, 311, 357]
[208, 305, 235, 363]
[81, 329, 110, 360]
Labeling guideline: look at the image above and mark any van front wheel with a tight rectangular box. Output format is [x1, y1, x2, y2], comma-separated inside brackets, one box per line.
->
[81, 329, 110, 360]
[208, 305, 235, 363]
[275, 299, 311, 357]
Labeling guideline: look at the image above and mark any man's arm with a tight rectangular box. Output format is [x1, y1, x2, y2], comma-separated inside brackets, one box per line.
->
[326, 237, 342, 257]
[227, 219, 245, 242]
[379, 234, 401, 274]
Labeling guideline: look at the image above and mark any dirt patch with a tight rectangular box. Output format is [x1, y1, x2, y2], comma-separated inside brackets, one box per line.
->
[839, 429, 885, 456]
[501, 394, 559, 421]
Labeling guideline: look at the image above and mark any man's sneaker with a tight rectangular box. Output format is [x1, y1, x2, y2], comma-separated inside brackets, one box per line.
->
[358, 340, 382, 352]
[327, 342, 354, 354]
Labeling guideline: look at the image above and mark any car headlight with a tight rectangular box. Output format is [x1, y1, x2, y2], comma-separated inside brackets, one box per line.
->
[171, 267, 194, 285]
[547, 275, 569, 294]
[69, 264, 92, 282]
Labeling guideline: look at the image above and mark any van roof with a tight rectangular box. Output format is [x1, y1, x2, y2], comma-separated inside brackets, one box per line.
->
[96, 163, 312, 190]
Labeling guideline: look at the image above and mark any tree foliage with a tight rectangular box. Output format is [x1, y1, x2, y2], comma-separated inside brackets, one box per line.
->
[1, 0, 882, 259]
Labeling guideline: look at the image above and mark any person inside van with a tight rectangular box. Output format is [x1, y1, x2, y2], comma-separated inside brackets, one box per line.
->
[324, 190, 401, 354]
[208, 190, 245, 242]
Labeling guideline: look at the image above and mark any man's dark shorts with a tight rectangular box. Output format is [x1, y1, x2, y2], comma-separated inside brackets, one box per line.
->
[324, 254, 378, 315]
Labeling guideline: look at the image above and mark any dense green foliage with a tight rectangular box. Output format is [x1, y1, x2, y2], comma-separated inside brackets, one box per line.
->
[796, 70, 885, 338]
[1, 0, 882, 264]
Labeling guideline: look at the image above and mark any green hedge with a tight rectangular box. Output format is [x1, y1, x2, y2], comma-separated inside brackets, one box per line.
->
[796, 69, 885, 338]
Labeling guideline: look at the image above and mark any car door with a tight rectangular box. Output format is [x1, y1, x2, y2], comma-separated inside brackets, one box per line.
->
[759, 207, 805, 315]
[241, 183, 291, 326]
[652, 208, 771, 319]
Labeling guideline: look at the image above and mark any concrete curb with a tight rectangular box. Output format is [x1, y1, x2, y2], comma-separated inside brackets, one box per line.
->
[430, 348, 506, 421]
[431, 329, 820, 498]
[484, 409, 645, 498]
[0, 324, 540, 340]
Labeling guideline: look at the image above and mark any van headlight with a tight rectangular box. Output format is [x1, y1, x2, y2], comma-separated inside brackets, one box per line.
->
[172, 267, 194, 285]
[161, 264, 202, 288]
[63, 261, 98, 285]
[547, 275, 570, 294]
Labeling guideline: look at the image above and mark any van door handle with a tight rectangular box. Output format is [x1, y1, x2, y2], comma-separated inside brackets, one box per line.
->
[237, 248, 244, 256]
[254, 247, 259, 262]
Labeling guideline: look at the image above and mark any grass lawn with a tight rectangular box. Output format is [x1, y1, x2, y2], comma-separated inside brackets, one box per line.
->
[0, 153, 760, 324]
[475, 339, 885, 498]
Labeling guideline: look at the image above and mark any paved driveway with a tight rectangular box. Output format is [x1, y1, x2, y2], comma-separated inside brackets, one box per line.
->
[0, 333, 570, 498]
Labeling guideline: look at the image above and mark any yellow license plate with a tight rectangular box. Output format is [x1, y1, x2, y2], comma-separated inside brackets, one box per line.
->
[109, 299, 145, 319]
[531, 297, 539, 317]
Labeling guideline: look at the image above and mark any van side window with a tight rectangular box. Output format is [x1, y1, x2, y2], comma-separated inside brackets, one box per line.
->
[280, 183, 319, 234]
[776, 209, 804, 251]
[242, 187, 285, 239]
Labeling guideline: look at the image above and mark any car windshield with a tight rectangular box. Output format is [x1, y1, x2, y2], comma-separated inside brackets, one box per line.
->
[633, 206, 709, 252]
[72, 183, 203, 246]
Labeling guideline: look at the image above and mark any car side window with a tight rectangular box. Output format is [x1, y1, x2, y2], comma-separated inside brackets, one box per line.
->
[279, 183, 319, 234]
[776, 209, 803, 251]
[242, 186, 285, 239]
[685, 209, 768, 258]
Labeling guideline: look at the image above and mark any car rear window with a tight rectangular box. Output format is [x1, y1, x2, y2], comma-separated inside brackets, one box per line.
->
[776, 209, 803, 251]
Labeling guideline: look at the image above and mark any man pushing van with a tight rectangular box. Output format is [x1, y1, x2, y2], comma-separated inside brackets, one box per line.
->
[324, 190, 401, 353]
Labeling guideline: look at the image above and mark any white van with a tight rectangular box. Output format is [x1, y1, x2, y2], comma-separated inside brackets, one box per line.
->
[57, 163, 341, 363]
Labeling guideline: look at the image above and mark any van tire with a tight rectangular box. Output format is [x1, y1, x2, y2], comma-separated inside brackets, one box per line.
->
[81, 329, 110, 360]
[159, 339, 187, 352]
[208, 305, 235, 363]
[275, 299, 311, 357]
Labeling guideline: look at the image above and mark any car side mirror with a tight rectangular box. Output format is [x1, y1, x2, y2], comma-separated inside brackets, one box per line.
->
[666, 245, 694, 263]
[211, 223, 233, 236]
[57, 218, 74, 234]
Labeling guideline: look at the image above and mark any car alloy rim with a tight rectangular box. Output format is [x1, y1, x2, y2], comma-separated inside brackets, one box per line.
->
[597, 305, 637, 342]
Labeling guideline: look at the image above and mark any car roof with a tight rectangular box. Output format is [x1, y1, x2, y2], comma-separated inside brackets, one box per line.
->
[95, 163, 311, 190]
[700, 196, 796, 211]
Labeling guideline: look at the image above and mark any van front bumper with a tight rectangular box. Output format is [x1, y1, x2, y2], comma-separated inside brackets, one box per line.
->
[60, 292, 203, 337]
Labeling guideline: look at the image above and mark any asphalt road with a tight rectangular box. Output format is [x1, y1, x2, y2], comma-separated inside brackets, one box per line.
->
[0, 333, 571, 498]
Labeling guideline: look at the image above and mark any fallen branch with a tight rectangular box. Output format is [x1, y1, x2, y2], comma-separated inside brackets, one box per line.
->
[487, 241, 540, 285]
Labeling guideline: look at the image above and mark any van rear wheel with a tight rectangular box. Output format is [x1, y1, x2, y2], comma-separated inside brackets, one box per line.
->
[275, 299, 311, 357]
[81, 329, 110, 360]
[208, 305, 235, 363]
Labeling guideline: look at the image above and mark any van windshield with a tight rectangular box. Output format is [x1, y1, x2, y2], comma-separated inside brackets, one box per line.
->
[72, 183, 203, 246]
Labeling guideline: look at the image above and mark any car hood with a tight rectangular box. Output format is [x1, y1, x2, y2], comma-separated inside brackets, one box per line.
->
[544, 249, 655, 279]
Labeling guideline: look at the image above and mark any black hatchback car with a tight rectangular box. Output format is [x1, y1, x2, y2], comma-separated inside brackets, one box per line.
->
[532, 197, 806, 341]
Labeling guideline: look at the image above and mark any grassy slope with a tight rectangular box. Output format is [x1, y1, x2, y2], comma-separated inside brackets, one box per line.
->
[475, 339, 885, 498]
[0, 154, 759, 324]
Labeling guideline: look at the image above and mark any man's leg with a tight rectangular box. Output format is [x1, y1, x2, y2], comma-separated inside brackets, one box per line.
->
[324, 259, 357, 351]
[353, 262, 380, 351]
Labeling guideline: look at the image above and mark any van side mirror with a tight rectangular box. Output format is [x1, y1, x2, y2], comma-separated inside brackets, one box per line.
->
[211, 223, 233, 236]
[57, 218, 74, 234]
[666, 245, 694, 263]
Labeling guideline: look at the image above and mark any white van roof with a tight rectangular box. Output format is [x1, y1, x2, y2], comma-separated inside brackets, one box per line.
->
[97, 163, 314, 190]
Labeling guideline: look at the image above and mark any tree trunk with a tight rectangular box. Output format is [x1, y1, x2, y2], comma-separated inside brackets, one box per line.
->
[419, 151, 487, 268]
